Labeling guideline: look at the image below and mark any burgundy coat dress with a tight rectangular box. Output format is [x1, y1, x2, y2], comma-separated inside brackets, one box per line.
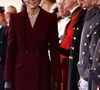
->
[4, 7, 61, 90]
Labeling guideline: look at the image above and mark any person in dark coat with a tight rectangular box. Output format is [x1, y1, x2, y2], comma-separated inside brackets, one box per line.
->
[0, 7, 7, 90]
[68, 0, 87, 89]
[4, 0, 61, 90]
[77, 0, 100, 89]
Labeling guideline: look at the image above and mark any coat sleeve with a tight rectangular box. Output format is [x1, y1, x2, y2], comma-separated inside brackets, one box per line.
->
[89, 23, 100, 85]
[49, 14, 61, 89]
[92, 38, 100, 85]
[4, 15, 17, 81]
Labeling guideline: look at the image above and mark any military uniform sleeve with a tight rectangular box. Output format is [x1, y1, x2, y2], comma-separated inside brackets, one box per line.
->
[92, 38, 100, 85]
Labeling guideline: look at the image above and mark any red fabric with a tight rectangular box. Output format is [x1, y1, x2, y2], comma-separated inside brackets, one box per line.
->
[60, 13, 80, 59]
[61, 61, 69, 90]
[4, 8, 61, 90]
[60, 12, 81, 90]
[0, 13, 4, 16]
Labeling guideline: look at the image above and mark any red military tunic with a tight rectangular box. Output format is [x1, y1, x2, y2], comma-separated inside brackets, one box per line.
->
[60, 12, 80, 90]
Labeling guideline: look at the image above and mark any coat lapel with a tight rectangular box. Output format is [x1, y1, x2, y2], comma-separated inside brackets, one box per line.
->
[23, 8, 48, 49]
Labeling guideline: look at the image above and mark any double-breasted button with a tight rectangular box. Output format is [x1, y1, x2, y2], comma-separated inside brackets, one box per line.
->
[96, 58, 99, 61]
[81, 61, 84, 64]
[84, 43, 87, 46]
[76, 27, 79, 31]
[90, 25, 92, 29]
[71, 46, 74, 50]
[97, 75, 100, 78]
[93, 44, 96, 47]
[90, 57, 92, 60]
[69, 56, 73, 59]
[78, 61, 80, 64]
[96, 22, 99, 25]
[86, 34, 90, 38]
[34, 51, 39, 54]
[25, 51, 30, 55]
[82, 52, 85, 55]
[73, 37, 76, 40]
[93, 68, 96, 71]
[89, 46, 91, 48]
[94, 32, 97, 34]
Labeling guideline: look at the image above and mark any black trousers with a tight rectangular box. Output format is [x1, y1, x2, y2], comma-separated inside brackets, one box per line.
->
[0, 64, 4, 90]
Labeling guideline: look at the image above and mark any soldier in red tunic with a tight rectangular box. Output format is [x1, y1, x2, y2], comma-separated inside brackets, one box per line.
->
[59, 0, 82, 90]
[59, 0, 86, 90]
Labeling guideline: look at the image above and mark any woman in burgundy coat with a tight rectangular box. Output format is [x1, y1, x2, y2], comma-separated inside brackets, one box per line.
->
[4, 0, 61, 90]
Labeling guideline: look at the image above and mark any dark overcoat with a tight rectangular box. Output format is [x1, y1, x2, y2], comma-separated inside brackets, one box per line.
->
[0, 25, 7, 90]
[4, 7, 61, 90]
[77, 7, 100, 90]
[0, 26, 7, 65]
[68, 8, 86, 90]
